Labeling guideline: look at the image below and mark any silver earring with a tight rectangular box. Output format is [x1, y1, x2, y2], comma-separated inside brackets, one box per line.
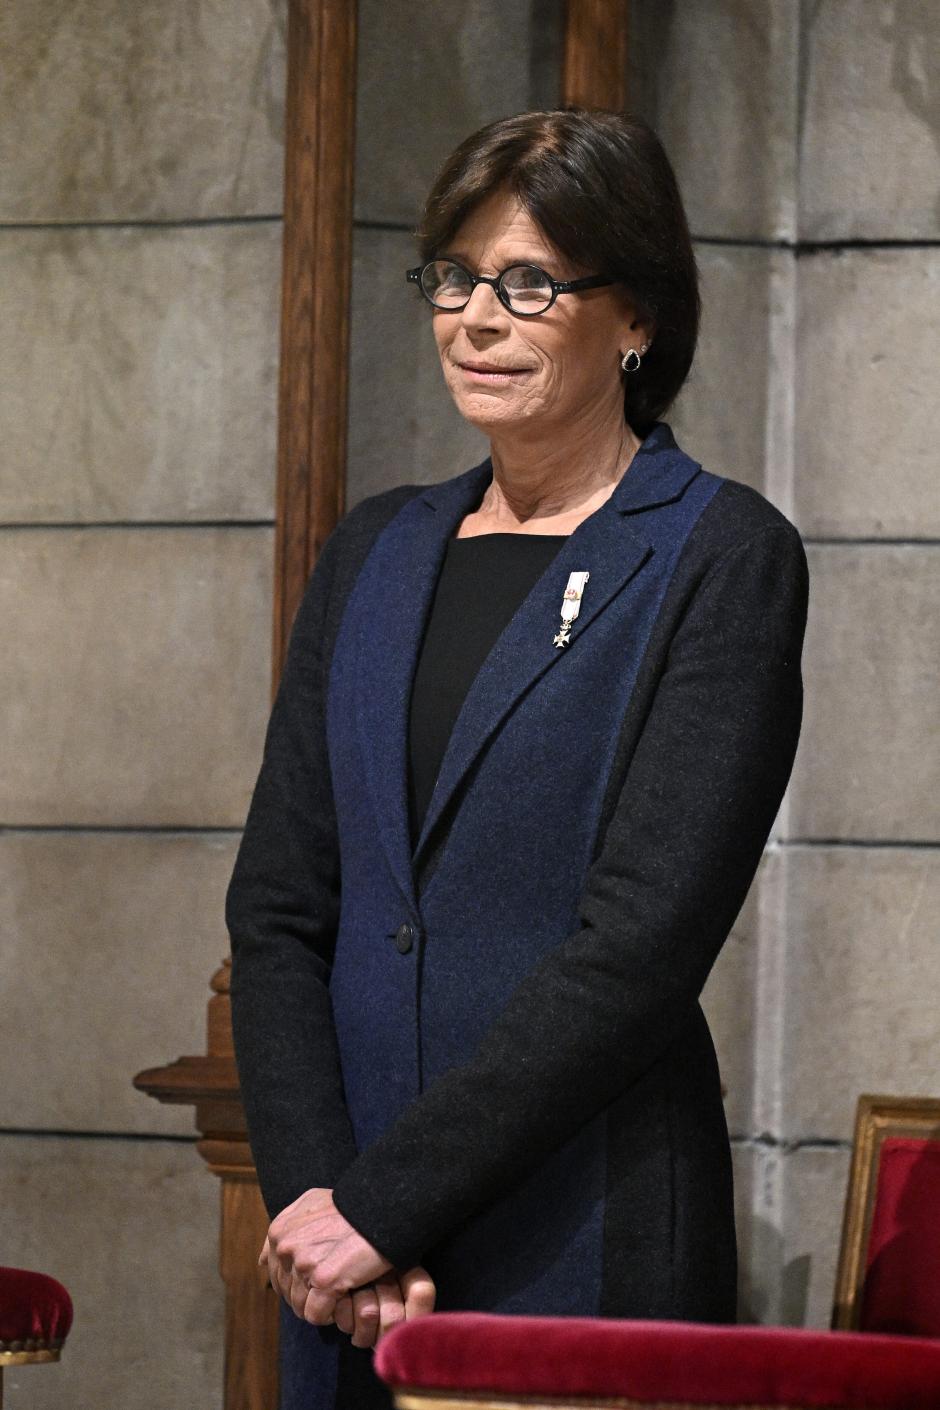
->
[621, 347, 642, 373]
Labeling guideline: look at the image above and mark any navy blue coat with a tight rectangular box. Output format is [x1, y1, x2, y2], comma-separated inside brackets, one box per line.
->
[226, 421, 809, 1409]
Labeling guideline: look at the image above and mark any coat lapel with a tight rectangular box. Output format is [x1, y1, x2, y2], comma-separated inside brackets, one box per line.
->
[354, 457, 494, 915]
[355, 422, 701, 912]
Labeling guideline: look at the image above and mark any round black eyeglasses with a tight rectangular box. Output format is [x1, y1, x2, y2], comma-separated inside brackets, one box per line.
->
[406, 258, 614, 317]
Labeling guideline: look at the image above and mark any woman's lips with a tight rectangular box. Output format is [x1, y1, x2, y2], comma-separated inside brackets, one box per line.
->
[456, 361, 533, 383]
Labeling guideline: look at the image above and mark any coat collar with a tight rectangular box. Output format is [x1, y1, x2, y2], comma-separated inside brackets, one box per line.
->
[417, 420, 698, 521]
[354, 421, 701, 915]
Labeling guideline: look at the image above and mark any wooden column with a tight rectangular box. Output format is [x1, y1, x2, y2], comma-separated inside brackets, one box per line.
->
[562, 0, 630, 109]
[274, 0, 358, 683]
[135, 2, 359, 1407]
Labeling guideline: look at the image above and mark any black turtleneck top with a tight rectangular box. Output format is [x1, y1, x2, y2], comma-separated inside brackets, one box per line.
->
[407, 532, 568, 848]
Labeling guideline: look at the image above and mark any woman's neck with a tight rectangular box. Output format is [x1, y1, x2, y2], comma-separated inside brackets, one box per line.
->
[473, 420, 642, 534]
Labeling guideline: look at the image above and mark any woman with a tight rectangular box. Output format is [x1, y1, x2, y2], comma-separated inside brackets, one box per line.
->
[226, 108, 809, 1410]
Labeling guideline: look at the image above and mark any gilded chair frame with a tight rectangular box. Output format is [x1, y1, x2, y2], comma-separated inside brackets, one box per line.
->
[831, 1092, 940, 1330]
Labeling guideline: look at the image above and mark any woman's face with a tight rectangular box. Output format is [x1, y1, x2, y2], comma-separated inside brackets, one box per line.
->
[429, 189, 646, 437]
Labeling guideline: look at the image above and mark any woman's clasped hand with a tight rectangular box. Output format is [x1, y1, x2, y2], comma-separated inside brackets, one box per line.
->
[258, 1186, 436, 1348]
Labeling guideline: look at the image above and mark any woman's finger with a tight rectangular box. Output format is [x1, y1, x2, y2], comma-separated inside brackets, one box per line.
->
[271, 1251, 295, 1307]
[349, 1285, 380, 1349]
[333, 1292, 354, 1335]
[262, 1242, 287, 1300]
[302, 1279, 340, 1327]
[399, 1265, 437, 1319]
[259, 1235, 279, 1294]
[259, 1232, 294, 1309]
[289, 1267, 311, 1320]
[373, 1273, 407, 1342]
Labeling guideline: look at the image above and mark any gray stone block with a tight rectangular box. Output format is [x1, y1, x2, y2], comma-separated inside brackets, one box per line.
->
[629, 0, 800, 240]
[0, 0, 286, 222]
[794, 249, 940, 538]
[733, 1140, 785, 1324]
[799, 1, 940, 241]
[779, 1144, 853, 1329]
[0, 1134, 223, 1410]
[671, 245, 794, 505]
[354, 0, 561, 228]
[790, 545, 939, 841]
[0, 527, 273, 825]
[0, 831, 239, 1135]
[732, 1141, 853, 1328]
[0, 225, 280, 523]
[775, 846, 940, 1141]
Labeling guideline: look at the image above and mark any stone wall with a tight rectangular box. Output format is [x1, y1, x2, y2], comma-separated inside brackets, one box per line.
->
[0, 3, 284, 1405]
[628, 0, 939, 1328]
[0, 2, 936, 1405]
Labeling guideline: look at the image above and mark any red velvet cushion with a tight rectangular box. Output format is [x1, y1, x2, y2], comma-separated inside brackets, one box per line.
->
[375, 1312, 940, 1409]
[861, 1136, 940, 1337]
[0, 1267, 73, 1349]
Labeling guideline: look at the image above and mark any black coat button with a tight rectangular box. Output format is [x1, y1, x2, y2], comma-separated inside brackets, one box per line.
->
[395, 922, 415, 954]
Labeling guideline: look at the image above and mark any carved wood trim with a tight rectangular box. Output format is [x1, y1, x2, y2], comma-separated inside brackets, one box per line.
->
[562, 0, 630, 109]
[134, 1053, 241, 1104]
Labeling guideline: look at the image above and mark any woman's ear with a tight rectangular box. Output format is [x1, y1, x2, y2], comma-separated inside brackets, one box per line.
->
[627, 316, 655, 347]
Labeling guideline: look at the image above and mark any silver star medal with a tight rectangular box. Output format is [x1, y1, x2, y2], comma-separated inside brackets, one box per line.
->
[553, 570, 590, 648]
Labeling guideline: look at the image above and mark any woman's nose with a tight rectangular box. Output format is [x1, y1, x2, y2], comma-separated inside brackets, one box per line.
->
[459, 279, 507, 330]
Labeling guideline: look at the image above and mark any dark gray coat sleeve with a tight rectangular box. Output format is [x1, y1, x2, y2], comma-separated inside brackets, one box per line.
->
[226, 487, 422, 1221]
[330, 521, 809, 1270]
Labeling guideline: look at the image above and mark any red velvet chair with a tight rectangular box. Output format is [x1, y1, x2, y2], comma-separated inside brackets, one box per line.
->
[832, 1095, 940, 1335]
[375, 1095, 940, 1410]
[0, 1267, 73, 1408]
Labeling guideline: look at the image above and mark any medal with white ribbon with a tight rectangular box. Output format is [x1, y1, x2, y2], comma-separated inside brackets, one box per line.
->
[553, 570, 590, 648]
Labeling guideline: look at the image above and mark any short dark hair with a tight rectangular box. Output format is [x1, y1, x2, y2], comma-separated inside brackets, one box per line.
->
[415, 108, 700, 435]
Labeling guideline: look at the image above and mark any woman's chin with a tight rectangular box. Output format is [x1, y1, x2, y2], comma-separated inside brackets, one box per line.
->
[453, 390, 541, 433]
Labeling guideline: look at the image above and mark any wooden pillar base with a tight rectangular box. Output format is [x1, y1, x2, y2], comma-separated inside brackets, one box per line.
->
[219, 1171, 281, 1410]
[135, 961, 280, 1410]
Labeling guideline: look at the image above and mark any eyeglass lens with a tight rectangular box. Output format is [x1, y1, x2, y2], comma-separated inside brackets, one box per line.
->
[420, 259, 554, 314]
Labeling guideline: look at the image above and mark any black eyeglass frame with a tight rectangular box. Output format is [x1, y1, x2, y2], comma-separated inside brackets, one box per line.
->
[406, 258, 615, 317]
